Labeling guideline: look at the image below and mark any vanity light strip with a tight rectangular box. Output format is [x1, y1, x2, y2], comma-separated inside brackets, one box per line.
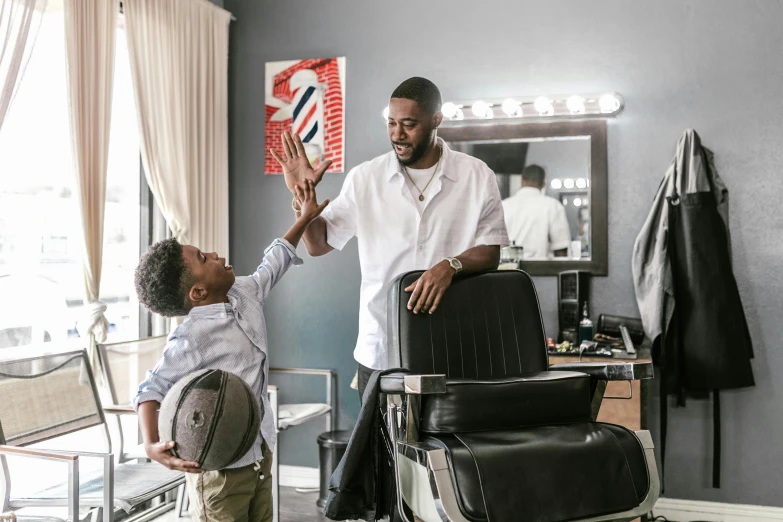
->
[382, 92, 624, 123]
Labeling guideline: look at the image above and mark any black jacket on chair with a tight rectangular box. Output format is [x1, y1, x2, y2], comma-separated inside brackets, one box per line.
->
[323, 368, 403, 521]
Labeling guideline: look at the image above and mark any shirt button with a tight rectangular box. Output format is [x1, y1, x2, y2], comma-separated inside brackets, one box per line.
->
[419, 245, 425, 250]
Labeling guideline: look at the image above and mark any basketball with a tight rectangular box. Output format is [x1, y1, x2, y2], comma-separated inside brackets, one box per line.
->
[158, 369, 262, 471]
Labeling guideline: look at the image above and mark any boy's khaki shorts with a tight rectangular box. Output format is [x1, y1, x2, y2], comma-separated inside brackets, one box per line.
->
[185, 442, 274, 522]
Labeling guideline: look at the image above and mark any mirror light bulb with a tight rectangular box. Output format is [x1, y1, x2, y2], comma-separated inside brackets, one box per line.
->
[551, 179, 563, 189]
[564, 178, 575, 189]
[471, 101, 493, 119]
[502, 98, 522, 117]
[441, 102, 459, 119]
[576, 178, 587, 189]
[574, 198, 582, 207]
[599, 94, 620, 114]
[534, 96, 554, 116]
[567, 96, 586, 115]
[382, 106, 389, 121]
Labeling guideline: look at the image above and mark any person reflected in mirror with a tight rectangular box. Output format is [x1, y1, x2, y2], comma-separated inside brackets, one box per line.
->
[577, 206, 590, 256]
[502, 164, 571, 259]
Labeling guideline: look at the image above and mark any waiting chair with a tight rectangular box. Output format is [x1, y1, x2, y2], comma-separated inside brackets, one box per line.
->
[0, 350, 183, 522]
[96, 336, 168, 463]
[380, 270, 660, 522]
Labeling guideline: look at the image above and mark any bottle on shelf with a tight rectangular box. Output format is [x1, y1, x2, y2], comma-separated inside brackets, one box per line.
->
[578, 301, 594, 345]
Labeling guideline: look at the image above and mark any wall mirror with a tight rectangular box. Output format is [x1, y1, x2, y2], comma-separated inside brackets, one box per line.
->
[441, 119, 607, 276]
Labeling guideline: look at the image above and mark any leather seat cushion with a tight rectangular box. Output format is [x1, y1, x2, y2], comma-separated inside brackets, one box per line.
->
[420, 371, 592, 433]
[426, 423, 649, 522]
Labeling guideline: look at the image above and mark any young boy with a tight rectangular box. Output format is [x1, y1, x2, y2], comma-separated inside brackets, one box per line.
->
[133, 180, 327, 522]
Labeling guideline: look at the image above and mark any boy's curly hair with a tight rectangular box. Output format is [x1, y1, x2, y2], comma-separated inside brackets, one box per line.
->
[134, 238, 194, 317]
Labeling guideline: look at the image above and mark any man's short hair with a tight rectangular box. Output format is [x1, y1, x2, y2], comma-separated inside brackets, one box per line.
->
[134, 238, 193, 317]
[521, 164, 546, 186]
[390, 77, 442, 115]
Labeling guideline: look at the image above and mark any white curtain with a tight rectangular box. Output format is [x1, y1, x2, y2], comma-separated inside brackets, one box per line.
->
[63, 0, 117, 374]
[124, 0, 231, 259]
[0, 0, 46, 131]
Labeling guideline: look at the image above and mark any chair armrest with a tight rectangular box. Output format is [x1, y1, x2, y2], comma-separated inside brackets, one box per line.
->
[104, 404, 137, 415]
[0, 444, 79, 463]
[35, 449, 113, 459]
[549, 361, 654, 380]
[380, 373, 447, 395]
[0, 445, 83, 522]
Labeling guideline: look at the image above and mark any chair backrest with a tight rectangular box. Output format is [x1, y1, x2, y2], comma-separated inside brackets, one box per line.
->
[0, 350, 105, 446]
[97, 336, 167, 406]
[387, 270, 548, 378]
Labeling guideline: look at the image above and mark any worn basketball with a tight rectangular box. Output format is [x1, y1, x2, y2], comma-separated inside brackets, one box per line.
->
[159, 369, 261, 471]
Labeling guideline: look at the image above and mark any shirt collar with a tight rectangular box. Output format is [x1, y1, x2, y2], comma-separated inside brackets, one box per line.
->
[187, 301, 233, 319]
[516, 186, 544, 196]
[386, 137, 457, 182]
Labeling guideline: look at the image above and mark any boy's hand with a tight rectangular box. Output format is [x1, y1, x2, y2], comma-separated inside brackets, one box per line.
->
[145, 440, 203, 473]
[270, 131, 333, 194]
[294, 179, 329, 223]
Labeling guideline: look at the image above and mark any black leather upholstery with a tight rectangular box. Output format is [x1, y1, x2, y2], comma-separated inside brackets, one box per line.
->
[420, 372, 592, 433]
[388, 271, 650, 522]
[425, 425, 649, 522]
[388, 270, 549, 376]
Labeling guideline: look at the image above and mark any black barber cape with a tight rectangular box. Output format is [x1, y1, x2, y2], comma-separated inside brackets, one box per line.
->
[323, 368, 405, 521]
[634, 129, 754, 489]
[663, 149, 754, 487]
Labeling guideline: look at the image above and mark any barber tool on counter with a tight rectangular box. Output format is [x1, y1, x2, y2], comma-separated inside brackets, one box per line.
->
[549, 312, 647, 359]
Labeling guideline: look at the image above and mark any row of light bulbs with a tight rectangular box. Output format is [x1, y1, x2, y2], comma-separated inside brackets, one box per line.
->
[383, 93, 623, 122]
[551, 178, 589, 190]
[563, 197, 587, 208]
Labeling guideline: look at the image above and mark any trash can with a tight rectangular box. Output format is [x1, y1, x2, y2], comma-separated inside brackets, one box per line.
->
[317, 429, 352, 508]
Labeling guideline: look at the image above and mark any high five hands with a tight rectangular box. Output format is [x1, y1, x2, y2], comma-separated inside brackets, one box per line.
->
[270, 131, 333, 194]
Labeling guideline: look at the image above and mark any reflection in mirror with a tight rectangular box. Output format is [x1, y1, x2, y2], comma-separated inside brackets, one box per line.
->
[449, 137, 591, 261]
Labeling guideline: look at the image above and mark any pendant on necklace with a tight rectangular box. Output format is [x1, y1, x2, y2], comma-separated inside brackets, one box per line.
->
[418, 195, 425, 201]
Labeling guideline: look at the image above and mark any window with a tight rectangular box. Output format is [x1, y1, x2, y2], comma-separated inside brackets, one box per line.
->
[0, 6, 143, 348]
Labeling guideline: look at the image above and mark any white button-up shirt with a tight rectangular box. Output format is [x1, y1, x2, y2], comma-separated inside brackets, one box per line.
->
[321, 138, 509, 369]
[502, 187, 572, 259]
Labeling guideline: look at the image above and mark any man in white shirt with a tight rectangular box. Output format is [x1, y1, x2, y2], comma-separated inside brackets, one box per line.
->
[271, 77, 509, 399]
[502, 165, 571, 259]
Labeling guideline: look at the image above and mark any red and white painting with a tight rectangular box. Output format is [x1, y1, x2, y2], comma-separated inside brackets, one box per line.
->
[265, 57, 346, 174]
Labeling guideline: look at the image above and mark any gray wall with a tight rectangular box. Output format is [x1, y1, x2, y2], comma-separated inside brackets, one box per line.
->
[224, 0, 783, 505]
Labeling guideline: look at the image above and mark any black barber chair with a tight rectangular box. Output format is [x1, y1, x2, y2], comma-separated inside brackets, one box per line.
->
[381, 270, 659, 522]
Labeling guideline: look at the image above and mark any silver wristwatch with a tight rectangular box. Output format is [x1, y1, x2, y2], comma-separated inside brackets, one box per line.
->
[443, 257, 463, 274]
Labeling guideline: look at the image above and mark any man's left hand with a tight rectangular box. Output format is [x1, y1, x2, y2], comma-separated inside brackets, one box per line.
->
[405, 260, 456, 314]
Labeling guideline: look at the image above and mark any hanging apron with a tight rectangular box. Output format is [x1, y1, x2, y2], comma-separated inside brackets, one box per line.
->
[661, 161, 755, 488]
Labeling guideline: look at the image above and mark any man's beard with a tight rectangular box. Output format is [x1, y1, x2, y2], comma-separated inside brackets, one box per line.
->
[393, 131, 435, 166]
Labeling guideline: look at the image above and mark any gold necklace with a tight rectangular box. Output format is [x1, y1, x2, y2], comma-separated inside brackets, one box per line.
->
[402, 145, 442, 202]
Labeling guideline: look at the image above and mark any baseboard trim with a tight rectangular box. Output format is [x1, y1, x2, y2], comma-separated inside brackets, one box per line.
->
[654, 497, 783, 522]
[279, 465, 319, 489]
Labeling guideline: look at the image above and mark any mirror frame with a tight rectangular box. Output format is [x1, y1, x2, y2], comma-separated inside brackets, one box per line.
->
[440, 119, 607, 276]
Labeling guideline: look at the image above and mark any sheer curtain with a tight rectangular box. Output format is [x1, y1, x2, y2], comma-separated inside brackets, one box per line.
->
[63, 0, 117, 373]
[124, 0, 231, 259]
[0, 0, 46, 131]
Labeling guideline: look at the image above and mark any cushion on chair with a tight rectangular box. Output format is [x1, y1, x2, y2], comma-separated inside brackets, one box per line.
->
[420, 371, 592, 433]
[277, 403, 331, 430]
[425, 423, 649, 522]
